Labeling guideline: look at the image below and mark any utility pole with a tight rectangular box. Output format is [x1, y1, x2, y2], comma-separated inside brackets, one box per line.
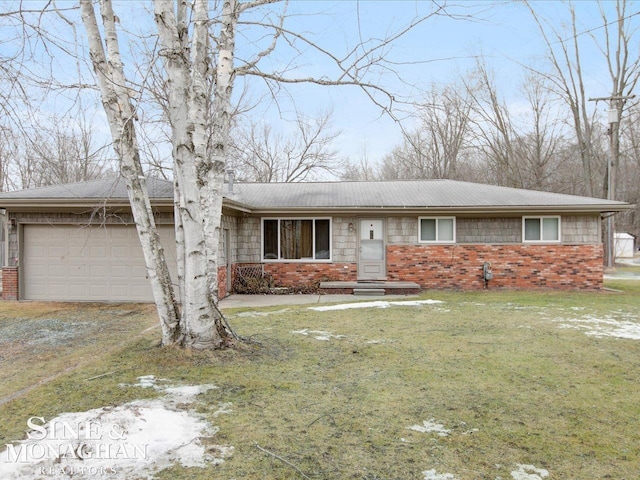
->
[588, 94, 635, 269]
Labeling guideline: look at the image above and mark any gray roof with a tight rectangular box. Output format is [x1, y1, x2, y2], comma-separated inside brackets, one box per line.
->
[0, 176, 173, 200]
[0, 176, 632, 213]
[228, 180, 630, 211]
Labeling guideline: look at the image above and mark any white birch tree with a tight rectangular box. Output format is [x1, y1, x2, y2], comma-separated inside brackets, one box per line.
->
[77, 0, 448, 349]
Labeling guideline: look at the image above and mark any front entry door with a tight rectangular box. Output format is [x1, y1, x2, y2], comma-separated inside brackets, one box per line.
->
[358, 219, 386, 280]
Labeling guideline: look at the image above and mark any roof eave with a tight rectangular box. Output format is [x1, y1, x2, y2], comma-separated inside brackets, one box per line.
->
[0, 198, 174, 210]
[246, 204, 635, 215]
[0, 197, 633, 216]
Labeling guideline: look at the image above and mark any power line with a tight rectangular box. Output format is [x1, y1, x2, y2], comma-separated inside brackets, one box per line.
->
[555, 9, 640, 44]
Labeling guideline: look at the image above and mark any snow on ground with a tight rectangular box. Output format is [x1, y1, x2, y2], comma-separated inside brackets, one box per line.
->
[422, 469, 458, 480]
[421, 464, 549, 480]
[511, 464, 549, 480]
[408, 419, 451, 437]
[290, 329, 347, 341]
[552, 313, 640, 340]
[309, 299, 443, 311]
[0, 376, 232, 480]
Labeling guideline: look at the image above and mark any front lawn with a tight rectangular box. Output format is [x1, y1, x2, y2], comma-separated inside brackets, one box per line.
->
[1, 283, 639, 479]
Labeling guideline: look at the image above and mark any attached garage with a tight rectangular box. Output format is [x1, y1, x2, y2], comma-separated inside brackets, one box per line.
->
[22, 224, 177, 302]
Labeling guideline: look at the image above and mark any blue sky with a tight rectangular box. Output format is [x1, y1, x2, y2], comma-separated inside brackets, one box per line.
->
[2, 0, 634, 172]
[231, 0, 629, 167]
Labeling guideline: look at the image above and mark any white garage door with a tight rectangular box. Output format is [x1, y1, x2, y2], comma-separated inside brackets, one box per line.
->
[23, 224, 177, 302]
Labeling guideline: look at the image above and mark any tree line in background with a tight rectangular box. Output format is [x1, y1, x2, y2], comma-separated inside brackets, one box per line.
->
[0, 0, 638, 239]
[342, 61, 640, 237]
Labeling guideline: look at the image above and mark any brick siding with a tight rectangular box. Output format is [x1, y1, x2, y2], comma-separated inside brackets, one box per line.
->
[263, 262, 358, 287]
[1, 267, 18, 300]
[254, 244, 603, 291]
[386, 244, 603, 290]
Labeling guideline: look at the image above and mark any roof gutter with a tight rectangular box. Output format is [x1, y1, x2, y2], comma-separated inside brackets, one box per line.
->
[243, 203, 636, 216]
[0, 197, 633, 216]
[0, 196, 254, 213]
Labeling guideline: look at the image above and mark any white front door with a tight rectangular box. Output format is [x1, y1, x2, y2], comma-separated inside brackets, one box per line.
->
[358, 219, 386, 280]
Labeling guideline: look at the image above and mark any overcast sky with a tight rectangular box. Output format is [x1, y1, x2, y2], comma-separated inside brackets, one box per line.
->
[220, 0, 629, 171]
[1, 0, 634, 175]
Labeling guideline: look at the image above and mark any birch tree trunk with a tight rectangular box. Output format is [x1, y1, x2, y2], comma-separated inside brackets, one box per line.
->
[153, 0, 236, 349]
[79, 0, 181, 345]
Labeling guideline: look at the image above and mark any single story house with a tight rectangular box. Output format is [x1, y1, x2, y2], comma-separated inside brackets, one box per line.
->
[0, 176, 633, 302]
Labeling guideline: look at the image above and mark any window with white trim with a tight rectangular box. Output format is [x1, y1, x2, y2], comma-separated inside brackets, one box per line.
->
[262, 218, 331, 261]
[523, 216, 560, 242]
[418, 217, 456, 243]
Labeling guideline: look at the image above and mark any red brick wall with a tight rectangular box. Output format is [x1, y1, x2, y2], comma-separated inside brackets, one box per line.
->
[2, 267, 18, 300]
[255, 244, 604, 291]
[263, 262, 357, 287]
[386, 244, 604, 290]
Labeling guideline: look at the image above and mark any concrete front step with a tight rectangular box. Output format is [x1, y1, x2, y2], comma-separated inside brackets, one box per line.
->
[353, 288, 386, 296]
[320, 281, 421, 295]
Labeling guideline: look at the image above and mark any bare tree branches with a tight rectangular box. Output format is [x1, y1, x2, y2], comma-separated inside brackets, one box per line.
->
[230, 110, 341, 182]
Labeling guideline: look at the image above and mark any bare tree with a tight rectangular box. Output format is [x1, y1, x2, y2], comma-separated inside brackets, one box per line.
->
[229, 111, 341, 182]
[17, 115, 114, 188]
[511, 74, 565, 191]
[75, 0, 453, 349]
[341, 146, 378, 181]
[375, 83, 473, 181]
[594, 0, 640, 201]
[0, 127, 18, 192]
[526, 2, 598, 196]
[524, 0, 640, 198]
[410, 84, 472, 179]
[463, 61, 520, 187]
[618, 104, 640, 236]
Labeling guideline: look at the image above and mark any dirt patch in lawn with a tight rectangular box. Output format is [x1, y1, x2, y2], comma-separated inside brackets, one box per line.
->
[0, 302, 158, 405]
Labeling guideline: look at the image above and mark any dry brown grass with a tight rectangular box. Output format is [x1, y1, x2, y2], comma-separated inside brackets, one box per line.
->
[1, 283, 639, 479]
[0, 302, 158, 404]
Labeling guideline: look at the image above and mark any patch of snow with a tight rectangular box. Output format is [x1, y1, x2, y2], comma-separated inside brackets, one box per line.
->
[511, 464, 549, 480]
[121, 376, 218, 403]
[213, 402, 233, 417]
[131, 374, 161, 389]
[309, 299, 443, 311]
[0, 379, 231, 479]
[291, 329, 347, 341]
[422, 468, 458, 480]
[553, 314, 640, 340]
[408, 419, 451, 437]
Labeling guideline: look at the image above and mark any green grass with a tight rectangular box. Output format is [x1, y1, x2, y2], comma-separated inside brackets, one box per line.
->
[1, 282, 639, 479]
